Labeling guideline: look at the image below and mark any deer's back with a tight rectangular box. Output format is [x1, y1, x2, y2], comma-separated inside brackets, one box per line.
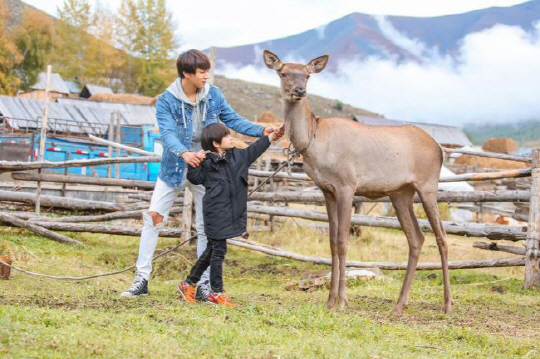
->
[304, 118, 442, 195]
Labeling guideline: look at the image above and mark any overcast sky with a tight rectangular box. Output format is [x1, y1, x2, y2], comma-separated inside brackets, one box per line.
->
[23, 0, 529, 49]
[22, 0, 539, 126]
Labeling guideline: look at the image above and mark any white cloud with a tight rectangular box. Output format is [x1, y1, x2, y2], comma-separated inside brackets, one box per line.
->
[218, 23, 540, 126]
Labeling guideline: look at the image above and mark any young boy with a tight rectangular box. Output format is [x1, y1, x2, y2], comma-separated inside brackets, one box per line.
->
[178, 122, 283, 306]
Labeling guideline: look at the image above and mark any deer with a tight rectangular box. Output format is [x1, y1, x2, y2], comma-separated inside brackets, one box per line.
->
[263, 50, 452, 314]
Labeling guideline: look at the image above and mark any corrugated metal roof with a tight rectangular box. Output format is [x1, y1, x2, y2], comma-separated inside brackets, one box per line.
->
[58, 98, 156, 126]
[64, 81, 82, 94]
[0, 95, 156, 135]
[30, 72, 70, 94]
[353, 115, 472, 147]
[82, 84, 114, 96]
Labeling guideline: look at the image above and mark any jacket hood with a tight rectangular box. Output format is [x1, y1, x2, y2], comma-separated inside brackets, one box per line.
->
[166, 78, 210, 105]
[165, 78, 210, 127]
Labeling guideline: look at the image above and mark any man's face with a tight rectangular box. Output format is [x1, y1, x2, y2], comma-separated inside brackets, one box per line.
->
[183, 68, 210, 89]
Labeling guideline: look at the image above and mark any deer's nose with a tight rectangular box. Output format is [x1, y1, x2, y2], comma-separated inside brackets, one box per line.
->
[294, 88, 306, 97]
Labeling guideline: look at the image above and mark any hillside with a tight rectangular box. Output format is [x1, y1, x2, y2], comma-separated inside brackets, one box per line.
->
[214, 74, 381, 123]
[214, 0, 540, 70]
[2, 0, 48, 31]
[463, 119, 540, 147]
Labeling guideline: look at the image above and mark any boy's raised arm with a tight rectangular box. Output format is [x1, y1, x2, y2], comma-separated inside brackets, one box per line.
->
[244, 136, 272, 165]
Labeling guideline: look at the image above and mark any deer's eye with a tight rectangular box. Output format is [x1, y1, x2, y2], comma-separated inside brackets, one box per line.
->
[307, 75, 311, 79]
[280, 73, 287, 78]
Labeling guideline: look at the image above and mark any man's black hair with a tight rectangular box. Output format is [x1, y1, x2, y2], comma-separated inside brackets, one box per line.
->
[176, 49, 211, 78]
[201, 123, 231, 152]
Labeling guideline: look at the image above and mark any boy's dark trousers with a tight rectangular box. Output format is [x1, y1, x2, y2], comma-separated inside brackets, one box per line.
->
[187, 238, 227, 293]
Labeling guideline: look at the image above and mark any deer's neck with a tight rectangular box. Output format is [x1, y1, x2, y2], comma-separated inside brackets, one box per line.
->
[284, 99, 315, 153]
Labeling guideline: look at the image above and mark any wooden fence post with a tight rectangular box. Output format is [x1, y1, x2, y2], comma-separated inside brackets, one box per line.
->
[107, 113, 114, 178]
[115, 113, 121, 179]
[35, 65, 52, 216]
[182, 187, 193, 242]
[524, 148, 540, 288]
[209, 47, 216, 84]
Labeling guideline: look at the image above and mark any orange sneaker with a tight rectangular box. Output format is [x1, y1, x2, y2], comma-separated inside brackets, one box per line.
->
[178, 281, 197, 303]
[208, 292, 236, 307]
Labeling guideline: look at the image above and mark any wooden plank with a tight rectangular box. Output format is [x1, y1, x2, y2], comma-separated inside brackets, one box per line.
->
[525, 149, 540, 288]
[12, 207, 184, 223]
[473, 241, 526, 255]
[0, 155, 161, 173]
[229, 238, 525, 270]
[12, 172, 156, 189]
[0, 190, 123, 211]
[443, 148, 532, 163]
[247, 204, 527, 241]
[439, 168, 531, 182]
[248, 190, 530, 203]
[0, 212, 83, 246]
[89, 134, 154, 156]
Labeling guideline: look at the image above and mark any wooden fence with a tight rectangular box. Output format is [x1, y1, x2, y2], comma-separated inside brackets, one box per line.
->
[0, 146, 539, 288]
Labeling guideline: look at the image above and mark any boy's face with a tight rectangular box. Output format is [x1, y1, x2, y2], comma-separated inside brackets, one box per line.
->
[183, 68, 210, 89]
[213, 134, 234, 153]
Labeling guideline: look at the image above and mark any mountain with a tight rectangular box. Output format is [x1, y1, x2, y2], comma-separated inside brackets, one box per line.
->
[2, 0, 50, 32]
[213, 0, 540, 70]
[214, 75, 381, 124]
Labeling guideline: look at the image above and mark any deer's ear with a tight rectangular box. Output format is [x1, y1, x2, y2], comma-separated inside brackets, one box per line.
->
[263, 50, 283, 71]
[306, 55, 329, 74]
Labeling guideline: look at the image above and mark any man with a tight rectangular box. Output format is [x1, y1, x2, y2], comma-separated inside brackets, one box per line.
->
[121, 49, 282, 300]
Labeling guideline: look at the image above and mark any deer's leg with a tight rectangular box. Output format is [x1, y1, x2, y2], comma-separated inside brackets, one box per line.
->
[418, 187, 453, 313]
[335, 187, 354, 309]
[323, 191, 339, 310]
[390, 187, 424, 314]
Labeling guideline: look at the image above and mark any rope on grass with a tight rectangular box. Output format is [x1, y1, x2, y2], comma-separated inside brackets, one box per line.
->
[0, 234, 196, 281]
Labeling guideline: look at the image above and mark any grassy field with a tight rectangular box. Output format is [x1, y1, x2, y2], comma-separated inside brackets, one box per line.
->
[1, 221, 539, 359]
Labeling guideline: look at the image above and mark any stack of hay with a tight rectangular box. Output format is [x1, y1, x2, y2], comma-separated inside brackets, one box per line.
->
[454, 137, 526, 169]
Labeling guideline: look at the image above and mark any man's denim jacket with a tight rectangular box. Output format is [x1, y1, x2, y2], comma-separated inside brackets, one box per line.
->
[156, 85, 265, 187]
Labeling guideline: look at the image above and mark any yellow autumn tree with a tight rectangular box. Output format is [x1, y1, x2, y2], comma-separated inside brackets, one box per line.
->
[0, 1, 22, 95]
[115, 0, 178, 96]
[12, 7, 56, 91]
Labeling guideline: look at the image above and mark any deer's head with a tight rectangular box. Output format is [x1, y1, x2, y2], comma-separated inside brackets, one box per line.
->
[263, 50, 329, 103]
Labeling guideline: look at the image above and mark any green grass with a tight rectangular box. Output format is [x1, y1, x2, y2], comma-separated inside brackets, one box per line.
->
[1, 224, 539, 359]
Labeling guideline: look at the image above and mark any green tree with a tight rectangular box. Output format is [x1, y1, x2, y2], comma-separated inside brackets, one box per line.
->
[12, 8, 56, 91]
[116, 0, 178, 95]
[53, 0, 93, 83]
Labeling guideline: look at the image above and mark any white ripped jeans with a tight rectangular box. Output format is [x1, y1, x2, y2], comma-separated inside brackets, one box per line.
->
[136, 177, 209, 283]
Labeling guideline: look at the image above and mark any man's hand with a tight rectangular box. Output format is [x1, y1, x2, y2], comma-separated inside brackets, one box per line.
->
[269, 124, 285, 142]
[263, 124, 285, 138]
[263, 126, 275, 137]
[182, 151, 205, 167]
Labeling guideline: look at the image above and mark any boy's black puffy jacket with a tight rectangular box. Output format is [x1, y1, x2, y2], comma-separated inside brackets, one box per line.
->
[187, 136, 271, 240]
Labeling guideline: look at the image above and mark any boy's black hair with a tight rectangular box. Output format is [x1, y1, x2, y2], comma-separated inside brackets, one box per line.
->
[176, 49, 211, 78]
[201, 123, 231, 152]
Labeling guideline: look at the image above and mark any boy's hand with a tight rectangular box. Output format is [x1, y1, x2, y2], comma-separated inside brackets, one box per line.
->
[263, 124, 284, 137]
